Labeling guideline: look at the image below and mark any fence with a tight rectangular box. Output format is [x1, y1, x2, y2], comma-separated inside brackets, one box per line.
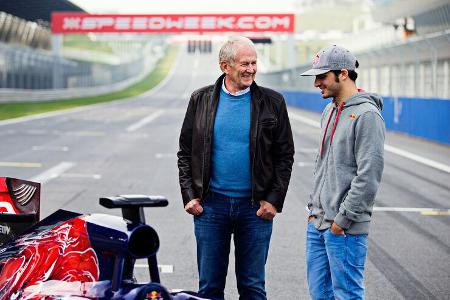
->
[259, 29, 450, 100]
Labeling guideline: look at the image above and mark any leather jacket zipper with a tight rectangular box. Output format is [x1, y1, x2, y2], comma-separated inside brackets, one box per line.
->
[202, 90, 217, 200]
[251, 96, 260, 207]
[201, 93, 210, 200]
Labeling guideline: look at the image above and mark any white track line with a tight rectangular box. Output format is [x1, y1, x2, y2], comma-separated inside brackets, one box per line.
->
[0, 162, 42, 168]
[32, 145, 69, 152]
[289, 111, 450, 174]
[383, 144, 450, 173]
[30, 162, 75, 184]
[373, 206, 450, 215]
[135, 264, 174, 273]
[0, 106, 95, 126]
[155, 153, 177, 159]
[126, 110, 165, 132]
[60, 173, 101, 180]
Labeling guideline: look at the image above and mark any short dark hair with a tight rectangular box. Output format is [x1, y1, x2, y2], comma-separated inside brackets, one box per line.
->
[348, 70, 358, 81]
[331, 69, 358, 82]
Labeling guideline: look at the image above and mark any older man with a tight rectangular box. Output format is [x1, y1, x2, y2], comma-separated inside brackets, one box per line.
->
[177, 36, 295, 300]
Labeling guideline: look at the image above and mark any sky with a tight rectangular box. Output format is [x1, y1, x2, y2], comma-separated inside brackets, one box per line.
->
[70, 0, 298, 14]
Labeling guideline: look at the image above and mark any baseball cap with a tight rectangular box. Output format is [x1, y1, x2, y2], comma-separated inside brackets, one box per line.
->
[300, 45, 358, 76]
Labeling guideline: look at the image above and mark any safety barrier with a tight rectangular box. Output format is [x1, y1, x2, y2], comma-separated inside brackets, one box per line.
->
[282, 90, 450, 145]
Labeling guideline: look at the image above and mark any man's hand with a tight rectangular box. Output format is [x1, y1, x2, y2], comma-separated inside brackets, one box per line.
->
[331, 222, 345, 235]
[256, 200, 277, 220]
[184, 198, 203, 216]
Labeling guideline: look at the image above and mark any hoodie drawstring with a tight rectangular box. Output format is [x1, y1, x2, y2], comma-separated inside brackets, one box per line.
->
[320, 101, 345, 157]
[320, 107, 334, 157]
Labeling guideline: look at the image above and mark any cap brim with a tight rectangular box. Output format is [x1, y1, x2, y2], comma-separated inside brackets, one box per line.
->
[300, 68, 330, 76]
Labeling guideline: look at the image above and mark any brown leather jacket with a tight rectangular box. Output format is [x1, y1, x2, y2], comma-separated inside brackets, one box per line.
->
[177, 74, 295, 212]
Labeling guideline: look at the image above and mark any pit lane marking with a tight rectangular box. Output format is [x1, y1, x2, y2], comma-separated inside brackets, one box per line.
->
[289, 112, 450, 174]
[30, 162, 75, 184]
[126, 110, 165, 132]
[0, 162, 42, 168]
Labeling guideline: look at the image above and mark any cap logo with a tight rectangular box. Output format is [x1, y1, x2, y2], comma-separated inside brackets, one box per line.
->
[312, 54, 320, 66]
[349, 113, 356, 120]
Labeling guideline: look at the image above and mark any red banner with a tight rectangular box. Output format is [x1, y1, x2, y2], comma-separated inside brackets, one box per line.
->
[51, 13, 295, 33]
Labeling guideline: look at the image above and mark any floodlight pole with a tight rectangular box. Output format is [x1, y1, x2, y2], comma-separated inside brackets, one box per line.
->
[51, 34, 63, 89]
[287, 33, 296, 68]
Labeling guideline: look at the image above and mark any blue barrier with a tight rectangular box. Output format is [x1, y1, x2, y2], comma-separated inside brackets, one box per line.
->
[282, 90, 450, 145]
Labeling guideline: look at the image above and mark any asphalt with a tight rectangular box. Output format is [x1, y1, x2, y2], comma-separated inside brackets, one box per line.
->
[0, 45, 449, 299]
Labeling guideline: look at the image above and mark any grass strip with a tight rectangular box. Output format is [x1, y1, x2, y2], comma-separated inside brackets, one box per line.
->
[0, 45, 178, 121]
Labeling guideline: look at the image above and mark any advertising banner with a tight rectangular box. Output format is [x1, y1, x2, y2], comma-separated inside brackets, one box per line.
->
[51, 13, 295, 33]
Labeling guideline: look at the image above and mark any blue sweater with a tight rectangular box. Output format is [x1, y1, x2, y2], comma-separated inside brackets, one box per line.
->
[210, 89, 251, 197]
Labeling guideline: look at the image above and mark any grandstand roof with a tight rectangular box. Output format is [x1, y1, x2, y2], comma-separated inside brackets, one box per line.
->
[371, 0, 448, 23]
[0, 0, 85, 26]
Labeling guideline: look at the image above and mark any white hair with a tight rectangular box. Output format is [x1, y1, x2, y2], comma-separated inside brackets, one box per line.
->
[219, 36, 256, 65]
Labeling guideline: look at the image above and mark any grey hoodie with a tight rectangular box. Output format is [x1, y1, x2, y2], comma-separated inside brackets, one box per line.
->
[308, 92, 385, 234]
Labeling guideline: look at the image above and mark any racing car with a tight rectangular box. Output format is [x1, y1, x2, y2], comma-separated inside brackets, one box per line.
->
[0, 176, 206, 300]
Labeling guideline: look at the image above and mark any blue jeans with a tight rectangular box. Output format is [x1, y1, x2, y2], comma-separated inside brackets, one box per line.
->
[306, 221, 368, 300]
[194, 191, 273, 300]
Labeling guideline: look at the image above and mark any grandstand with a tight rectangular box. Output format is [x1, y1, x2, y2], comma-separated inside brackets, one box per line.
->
[0, 0, 84, 25]
[0, 0, 162, 96]
[0, 0, 84, 49]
